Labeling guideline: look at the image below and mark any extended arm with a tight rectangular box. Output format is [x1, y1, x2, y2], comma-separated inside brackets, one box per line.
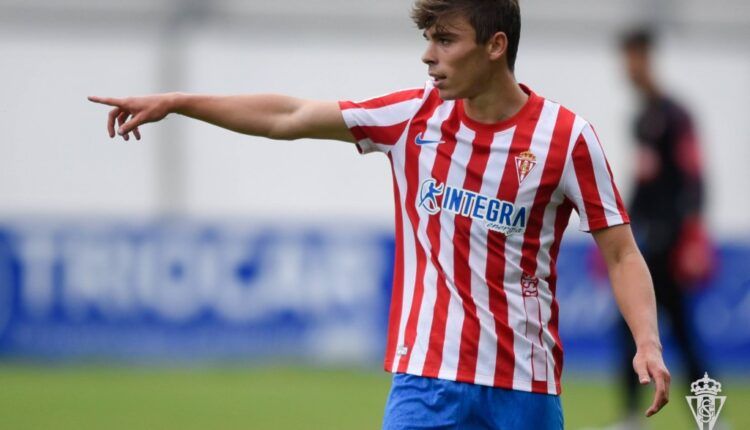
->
[592, 224, 671, 417]
[88, 93, 354, 143]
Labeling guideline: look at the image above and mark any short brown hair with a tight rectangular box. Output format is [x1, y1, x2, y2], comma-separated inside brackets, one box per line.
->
[620, 27, 656, 52]
[411, 0, 522, 71]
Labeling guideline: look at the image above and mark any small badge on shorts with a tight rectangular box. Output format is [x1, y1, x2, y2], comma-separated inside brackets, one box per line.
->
[516, 151, 537, 184]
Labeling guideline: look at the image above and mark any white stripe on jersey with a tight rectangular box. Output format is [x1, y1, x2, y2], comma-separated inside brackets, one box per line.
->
[344, 98, 425, 127]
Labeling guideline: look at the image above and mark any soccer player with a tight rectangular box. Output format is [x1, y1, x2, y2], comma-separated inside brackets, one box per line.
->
[89, 1, 670, 428]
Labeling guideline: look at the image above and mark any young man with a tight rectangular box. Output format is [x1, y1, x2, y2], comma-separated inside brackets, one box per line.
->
[89, 1, 670, 428]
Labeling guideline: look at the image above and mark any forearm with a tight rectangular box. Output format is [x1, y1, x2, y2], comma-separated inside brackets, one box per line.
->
[170, 93, 304, 139]
[608, 250, 661, 349]
[593, 225, 670, 416]
[609, 249, 672, 416]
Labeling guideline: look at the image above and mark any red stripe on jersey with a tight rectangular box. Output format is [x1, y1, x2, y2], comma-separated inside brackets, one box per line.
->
[571, 135, 609, 230]
[349, 125, 367, 142]
[421, 106, 462, 378]
[384, 151, 406, 371]
[485, 95, 546, 387]
[396, 90, 444, 373]
[547, 198, 574, 389]
[518, 106, 575, 393]
[339, 88, 424, 111]
[452, 131, 493, 382]
[350, 120, 410, 146]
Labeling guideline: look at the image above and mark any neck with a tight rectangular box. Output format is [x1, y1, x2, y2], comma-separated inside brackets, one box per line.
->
[463, 69, 528, 124]
[639, 75, 661, 100]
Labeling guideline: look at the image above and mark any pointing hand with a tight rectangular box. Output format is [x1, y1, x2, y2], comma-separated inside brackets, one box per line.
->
[87, 93, 176, 141]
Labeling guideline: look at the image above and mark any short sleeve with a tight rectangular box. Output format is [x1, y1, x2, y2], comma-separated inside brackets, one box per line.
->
[562, 122, 630, 232]
[338, 85, 427, 155]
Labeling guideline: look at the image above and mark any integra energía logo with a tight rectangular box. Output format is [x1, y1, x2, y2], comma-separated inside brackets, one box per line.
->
[417, 178, 527, 236]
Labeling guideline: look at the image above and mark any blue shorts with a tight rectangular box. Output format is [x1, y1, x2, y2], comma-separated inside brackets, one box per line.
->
[382, 373, 563, 430]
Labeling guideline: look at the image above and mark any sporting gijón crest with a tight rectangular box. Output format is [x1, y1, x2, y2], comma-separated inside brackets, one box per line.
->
[515, 151, 537, 184]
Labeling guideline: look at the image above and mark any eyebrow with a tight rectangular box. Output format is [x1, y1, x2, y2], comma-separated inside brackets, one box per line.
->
[423, 30, 458, 40]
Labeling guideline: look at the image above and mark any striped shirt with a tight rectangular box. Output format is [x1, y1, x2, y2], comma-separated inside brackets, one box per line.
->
[339, 81, 629, 395]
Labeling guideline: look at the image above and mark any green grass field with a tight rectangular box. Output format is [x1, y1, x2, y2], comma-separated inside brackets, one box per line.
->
[0, 365, 746, 429]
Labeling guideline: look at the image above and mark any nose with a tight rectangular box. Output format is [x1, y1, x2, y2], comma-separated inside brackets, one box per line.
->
[422, 43, 437, 66]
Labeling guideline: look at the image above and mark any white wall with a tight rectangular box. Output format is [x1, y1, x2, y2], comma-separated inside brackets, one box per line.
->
[0, 0, 748, 235]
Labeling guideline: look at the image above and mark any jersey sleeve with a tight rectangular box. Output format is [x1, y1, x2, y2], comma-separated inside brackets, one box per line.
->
[562, 122, 630, 232]
[338, 85, 427, 155]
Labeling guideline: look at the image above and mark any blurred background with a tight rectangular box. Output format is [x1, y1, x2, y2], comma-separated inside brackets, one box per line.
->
[0, 0, 748, 429]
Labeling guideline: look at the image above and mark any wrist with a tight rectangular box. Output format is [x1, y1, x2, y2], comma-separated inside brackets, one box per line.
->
[636, 338, 663, 352]
[168, 92, 187, 114]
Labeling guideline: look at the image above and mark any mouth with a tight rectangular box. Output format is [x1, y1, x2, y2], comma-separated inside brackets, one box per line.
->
[429, 72, 447, 87]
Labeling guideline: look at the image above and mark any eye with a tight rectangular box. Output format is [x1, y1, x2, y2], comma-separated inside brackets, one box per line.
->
[438, 38, 451, 45]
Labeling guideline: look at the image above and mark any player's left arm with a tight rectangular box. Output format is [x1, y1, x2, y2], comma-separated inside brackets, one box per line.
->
[592, 224, 671, 417]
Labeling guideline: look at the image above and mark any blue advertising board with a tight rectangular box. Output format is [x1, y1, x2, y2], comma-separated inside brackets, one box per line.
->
[0, 219, 748, 373]
[0, 220, 393, 364]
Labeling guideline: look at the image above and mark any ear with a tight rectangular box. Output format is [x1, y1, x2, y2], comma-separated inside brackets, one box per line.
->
[486, 31, 508, 61]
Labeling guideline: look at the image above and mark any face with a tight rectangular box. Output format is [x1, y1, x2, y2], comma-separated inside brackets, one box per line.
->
[623, 46, 651, 91]
[421, 14, 496, 100]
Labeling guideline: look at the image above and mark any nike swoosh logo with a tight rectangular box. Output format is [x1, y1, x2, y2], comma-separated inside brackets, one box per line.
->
[415, 132, 445, 145]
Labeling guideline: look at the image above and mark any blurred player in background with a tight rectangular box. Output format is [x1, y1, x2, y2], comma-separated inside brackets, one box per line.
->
[89, 1, 671, 428]
[611, 28, 713, 429]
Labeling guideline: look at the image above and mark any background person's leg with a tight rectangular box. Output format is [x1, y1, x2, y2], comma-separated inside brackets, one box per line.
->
[619, 316, 640, 416]
[653, 251, 709, 386]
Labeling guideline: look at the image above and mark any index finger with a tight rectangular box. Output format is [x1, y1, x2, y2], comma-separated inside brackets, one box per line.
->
[88, 96, 122, 107]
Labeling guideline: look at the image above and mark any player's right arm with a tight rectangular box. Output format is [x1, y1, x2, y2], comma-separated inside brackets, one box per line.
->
[87, 93, 355, 143]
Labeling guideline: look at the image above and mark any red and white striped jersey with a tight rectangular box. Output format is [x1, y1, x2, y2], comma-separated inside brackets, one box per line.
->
[339, 81, 629, 395]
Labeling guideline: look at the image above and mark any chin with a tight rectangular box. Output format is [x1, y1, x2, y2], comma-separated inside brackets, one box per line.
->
[436, 88, 459, 100]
